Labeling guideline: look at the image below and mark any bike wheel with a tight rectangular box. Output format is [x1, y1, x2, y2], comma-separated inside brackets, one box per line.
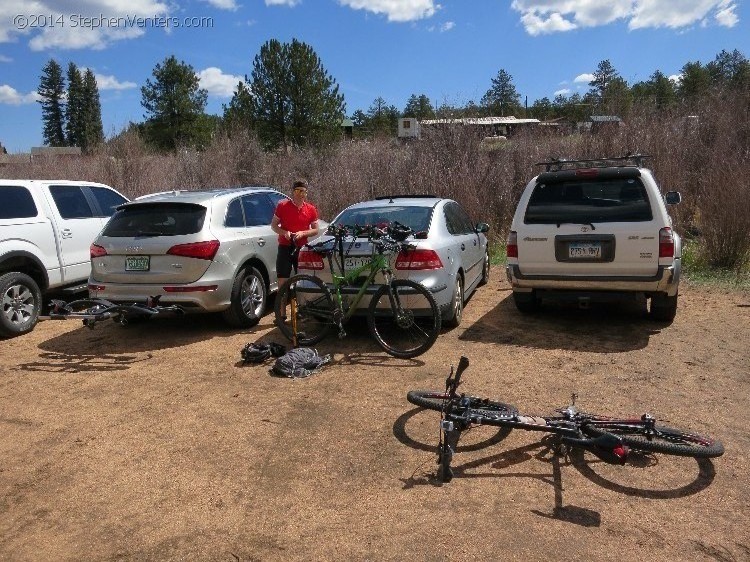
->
[274, 275, 333, 346]
[407, 390, 517, 418]
[367, 279, 441, 359]
[583, 420, 724, 458]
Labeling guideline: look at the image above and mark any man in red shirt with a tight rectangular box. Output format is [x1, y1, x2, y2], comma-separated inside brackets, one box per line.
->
[271, 179, 320, 289]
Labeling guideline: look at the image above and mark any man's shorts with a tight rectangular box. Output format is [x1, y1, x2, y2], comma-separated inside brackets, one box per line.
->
[276, 244, 298, 278]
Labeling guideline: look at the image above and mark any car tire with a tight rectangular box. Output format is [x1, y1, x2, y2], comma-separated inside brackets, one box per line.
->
[444, 275, 464, 328]
[222, 267, 266, 328]
[649, 293, 678, 322]
[0, 272, 42, 338]
[478, 250, 490, 286]
[512, 290, 539, 314]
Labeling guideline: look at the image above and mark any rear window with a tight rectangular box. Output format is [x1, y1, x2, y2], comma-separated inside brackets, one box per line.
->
[102, 203, 206, 237]
[334, 205, 433, 232]
[0, 186, 37, 219]
[524, 178, 653, 224]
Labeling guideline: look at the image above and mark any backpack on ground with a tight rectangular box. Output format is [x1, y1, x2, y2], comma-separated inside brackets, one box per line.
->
[271, 347, 332, 378]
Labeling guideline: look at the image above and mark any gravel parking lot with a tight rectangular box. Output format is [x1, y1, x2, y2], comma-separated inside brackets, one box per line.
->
[1, 276, 749, 561]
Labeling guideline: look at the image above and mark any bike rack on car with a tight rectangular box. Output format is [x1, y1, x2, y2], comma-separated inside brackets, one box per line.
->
[536, 153, 652, 172]
[42, 296, 185, 329]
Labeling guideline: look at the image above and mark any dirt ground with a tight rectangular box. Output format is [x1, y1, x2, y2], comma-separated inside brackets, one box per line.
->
[1, 274, 749, 561]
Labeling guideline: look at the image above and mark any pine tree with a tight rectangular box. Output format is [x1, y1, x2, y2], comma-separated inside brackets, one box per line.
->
[222, 80, 254, 132]
[247, 38, 345, 149]
[481, 69, 522, 116]
[403, 94, 435, 120]
[38, 59, 66, 147]
[141, 55, 209, 151]
[588, 60, 620, 108]
[82, 69, 104, 150]
[65, 63, 85, 147]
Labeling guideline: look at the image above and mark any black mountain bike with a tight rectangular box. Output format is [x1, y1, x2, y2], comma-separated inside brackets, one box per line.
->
[46, 297, 184, 328]
[275, 222, 441, 359]
[407, 357, 724, 482]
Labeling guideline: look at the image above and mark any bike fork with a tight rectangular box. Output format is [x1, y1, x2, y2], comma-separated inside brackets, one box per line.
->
[438, 420, 463, 483]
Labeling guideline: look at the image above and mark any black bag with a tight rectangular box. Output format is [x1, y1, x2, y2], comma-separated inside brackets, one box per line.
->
[271, 347, 332, 378]
[241, 342, 286, 364]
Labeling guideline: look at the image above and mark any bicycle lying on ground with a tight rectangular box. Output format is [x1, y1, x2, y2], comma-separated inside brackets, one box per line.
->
[274, 222, 441, 359]
[45, 296, 184, 328]
[407, 357, 724, 482]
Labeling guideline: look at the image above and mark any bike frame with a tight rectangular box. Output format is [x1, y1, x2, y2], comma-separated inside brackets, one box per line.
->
[321, 237, 397, 325]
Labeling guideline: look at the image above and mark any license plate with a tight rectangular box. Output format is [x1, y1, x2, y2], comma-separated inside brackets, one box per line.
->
[344, 257, 370, 270]
[125, 255, 150, 271]
[568, 243, 601, 259]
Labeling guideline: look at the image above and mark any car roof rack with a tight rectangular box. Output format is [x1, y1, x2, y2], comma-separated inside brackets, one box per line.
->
[374, 194, 437, 200]
[535, 154, 651, 172]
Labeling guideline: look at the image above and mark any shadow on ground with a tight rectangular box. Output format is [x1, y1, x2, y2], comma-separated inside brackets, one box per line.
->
[459, 293, 662, 352]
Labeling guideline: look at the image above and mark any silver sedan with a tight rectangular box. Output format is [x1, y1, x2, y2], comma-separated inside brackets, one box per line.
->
[297, 195, 490, 327]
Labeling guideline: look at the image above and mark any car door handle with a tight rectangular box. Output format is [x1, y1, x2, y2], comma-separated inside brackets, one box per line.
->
[61, 229, 73, 239]
[461, 243, 465, 251]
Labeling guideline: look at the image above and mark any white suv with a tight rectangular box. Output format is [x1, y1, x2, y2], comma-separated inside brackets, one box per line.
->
[506, 156, 682, 321]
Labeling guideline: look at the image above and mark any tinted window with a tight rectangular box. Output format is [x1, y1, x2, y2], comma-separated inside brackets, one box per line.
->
[225, 198, 245, 228]
[89, 186, 128, 217]
[444, 203, 473, 235]
[49, 185, 94, 219]
[266, 191, 287, 210]
[242, 194, 276, 227]
[524, 178, 653, 224]
[0, 186, 37, 219]
[334, 205, 432, 232]
[102, 203, 206, 237]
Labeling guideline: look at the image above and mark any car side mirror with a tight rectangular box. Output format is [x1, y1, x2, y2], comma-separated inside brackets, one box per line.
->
[475, 222, 490, 234]
[665, 191, 681, 205]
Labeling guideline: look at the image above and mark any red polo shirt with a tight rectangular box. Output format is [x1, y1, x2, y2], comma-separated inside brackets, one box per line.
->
[274, 199, 319, 247]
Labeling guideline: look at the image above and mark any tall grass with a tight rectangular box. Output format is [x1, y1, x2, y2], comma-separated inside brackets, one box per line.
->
[4, 92, 748, 272]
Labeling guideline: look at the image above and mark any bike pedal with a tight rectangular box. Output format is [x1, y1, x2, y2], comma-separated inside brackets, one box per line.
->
[338, 330, 347, 339]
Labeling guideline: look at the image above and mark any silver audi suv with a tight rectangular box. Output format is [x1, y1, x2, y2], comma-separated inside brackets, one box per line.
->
[88, 187, 298, 327]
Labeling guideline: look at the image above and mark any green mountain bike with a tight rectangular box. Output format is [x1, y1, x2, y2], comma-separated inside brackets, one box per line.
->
[274, 223, 441, 359]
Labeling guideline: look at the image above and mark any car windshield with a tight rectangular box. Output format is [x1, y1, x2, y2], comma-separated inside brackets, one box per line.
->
[334, 205, 433, 233]
[524, 178, 653, 224]
[102, 203, 207, 237]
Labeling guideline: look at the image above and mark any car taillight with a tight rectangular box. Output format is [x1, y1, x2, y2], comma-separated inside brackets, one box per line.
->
[298, 250, 324, 270]
[395, 249, 443, 270]
[658, 227, 674, 258]
[90, 244, 107, 258]
[167, 240, 220, 260]
[576, 168, 599, 178]
[506, 231, 518, 259]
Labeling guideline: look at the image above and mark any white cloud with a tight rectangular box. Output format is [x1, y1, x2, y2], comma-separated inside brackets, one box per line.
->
[518, 11, 577, 35]
[440, 21, 455, 31]
[95, 73, 137, 90]
[0, 54, 11, 62]
[197, 67, 244, 97]
[338, 0, 437, 22]
[554, 88, 571, 96]
[203, 0, 240, 9]
[1, 0, 169, 50]
[265, 0, 301, 6]
[574, 73, 594, 83]
[510, 0, 739, 35]
[669, 74, 682, 84]
[714, 0, 738, 26]
[0, 85, 40, 105]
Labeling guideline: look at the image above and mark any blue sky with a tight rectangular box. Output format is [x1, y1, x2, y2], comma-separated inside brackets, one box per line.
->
[0, 0, 747, 153]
